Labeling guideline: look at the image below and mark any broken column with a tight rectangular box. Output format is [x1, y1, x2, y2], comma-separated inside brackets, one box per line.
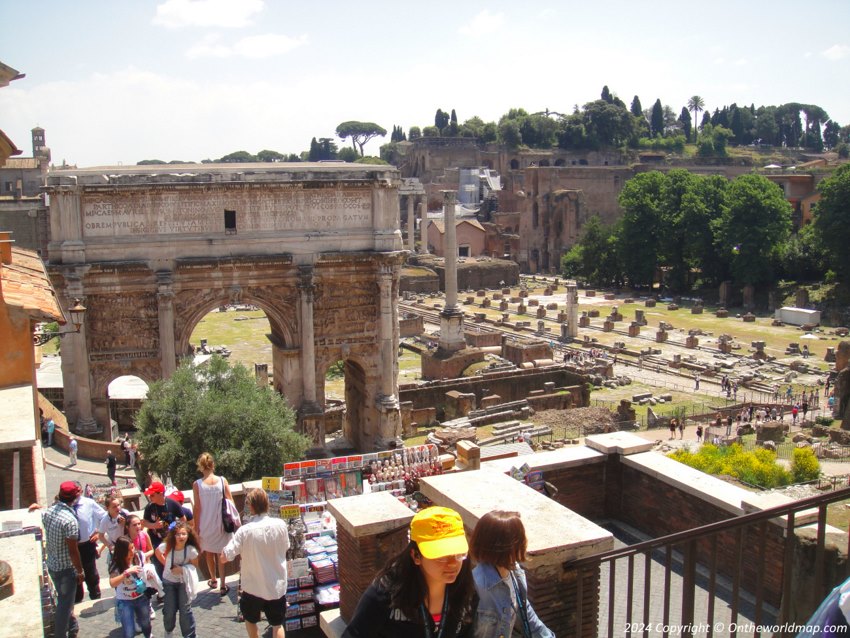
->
[407, 195, 415, 254]
[438, 190, 465, 352]
[418, 201, 428, 254]
[566, 280, 578, 338]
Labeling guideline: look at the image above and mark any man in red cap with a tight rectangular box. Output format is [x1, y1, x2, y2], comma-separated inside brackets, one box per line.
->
[142, 481, 186, 588]
[42, 481, 85, 638]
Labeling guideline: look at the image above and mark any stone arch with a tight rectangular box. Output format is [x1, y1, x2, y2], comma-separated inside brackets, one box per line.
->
[539, 159, 550, 167]
[47, 164, 403, 451]
[510, 159, 520, 170]
[174, 292, 296, 357]
[554, 158, 566, 167]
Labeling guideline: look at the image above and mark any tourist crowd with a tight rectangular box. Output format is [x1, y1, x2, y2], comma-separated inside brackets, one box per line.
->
[36, 451, 557, 638]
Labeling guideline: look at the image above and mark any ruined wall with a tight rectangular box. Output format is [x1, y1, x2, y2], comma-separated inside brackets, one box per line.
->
[399, 367, 587, 411]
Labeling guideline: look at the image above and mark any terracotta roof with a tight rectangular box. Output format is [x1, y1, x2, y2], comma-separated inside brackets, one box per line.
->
[1, 245, 64, 323]
[3, 157, 39, 169]
[430, 219, 485, 234]
[0, 128, 22, 164]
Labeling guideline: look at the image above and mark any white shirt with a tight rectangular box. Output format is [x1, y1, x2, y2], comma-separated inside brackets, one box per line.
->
[74, 496, 106, 541]
[156, 543, 199, 583]
[223, 514, 289, 600]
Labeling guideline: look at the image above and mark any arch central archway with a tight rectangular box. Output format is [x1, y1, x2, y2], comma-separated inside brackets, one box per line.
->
[47, 163, 405, 452]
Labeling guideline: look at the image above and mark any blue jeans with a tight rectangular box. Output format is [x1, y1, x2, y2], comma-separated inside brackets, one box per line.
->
[116, 597, 151, 638]
[48, 567, 78, 638]
[163, 579, 196, 637]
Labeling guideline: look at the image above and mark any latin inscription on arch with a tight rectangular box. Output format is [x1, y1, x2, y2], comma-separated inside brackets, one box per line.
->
[82, 188, 373, 237]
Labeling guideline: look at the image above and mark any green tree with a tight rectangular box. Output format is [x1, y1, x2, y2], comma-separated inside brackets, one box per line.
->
[408, 126, 422, 140]
[480, 122, 498, 143]
[678, 107, 692, 142]
[824, 120, 841, 149]
[716, 174, 792, 285]
[257, 149, 285, 162]
[308, 137, 338, 161]
[561, 214, 615, 284]
[136, 355, 309, 488]
[337, 147, 359, 162]
[601, 85, 613, 104]
[778, 222, 828, 281]
[335, 121, 387, 157]
[650, 99, 664, 137]
[422, 126, 440, 138]
[617, 171, 666, 287]
[219, 151, 256, 163]
[448, 109, 458, 136]
[685, 174, 729, 284]
[138, 159, 167, 165]
[630, 96, 643, 117]
[659, 169, 699, 291]
[582, 100, 635, 148]
[687, 95, 705, 143]
[434, 109, 450, 131]
[813, 163, 850, 279]
[498, 119, 522, 149]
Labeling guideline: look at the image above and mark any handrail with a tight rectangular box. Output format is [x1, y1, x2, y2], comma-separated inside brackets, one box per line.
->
[566, 485, 850, 569]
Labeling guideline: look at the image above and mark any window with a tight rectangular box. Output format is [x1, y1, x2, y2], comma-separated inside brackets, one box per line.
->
[224, 210, 237, 234]
[458, 245, 470, 257]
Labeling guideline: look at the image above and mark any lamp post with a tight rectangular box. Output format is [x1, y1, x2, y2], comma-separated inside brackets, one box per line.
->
[33, 299, 86, 346]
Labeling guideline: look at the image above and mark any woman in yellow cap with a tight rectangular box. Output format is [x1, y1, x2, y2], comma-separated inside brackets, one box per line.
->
[342, 506, 477, 638]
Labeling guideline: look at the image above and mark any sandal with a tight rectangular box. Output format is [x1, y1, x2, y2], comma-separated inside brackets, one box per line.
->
[207, 579, 217, 589]
[220, 584, 230, 596]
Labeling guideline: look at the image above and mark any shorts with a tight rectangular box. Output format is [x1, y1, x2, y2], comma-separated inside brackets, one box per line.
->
[239, 591, 287, 626]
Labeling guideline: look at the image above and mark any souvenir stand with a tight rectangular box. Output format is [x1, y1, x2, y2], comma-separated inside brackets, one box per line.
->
[263, 443, 442, 632]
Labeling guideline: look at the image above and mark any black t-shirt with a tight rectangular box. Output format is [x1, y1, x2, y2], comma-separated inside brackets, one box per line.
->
[143, 497, 185, 546]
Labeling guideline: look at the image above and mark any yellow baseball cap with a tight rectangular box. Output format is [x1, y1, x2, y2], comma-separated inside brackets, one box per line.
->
[410, 506, 469, 559]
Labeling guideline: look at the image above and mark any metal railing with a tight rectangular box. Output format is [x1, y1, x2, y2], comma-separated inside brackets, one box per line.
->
[567, 486, 850, 638]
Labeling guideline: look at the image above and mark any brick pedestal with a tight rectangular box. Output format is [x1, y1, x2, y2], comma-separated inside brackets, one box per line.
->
[326, 492, 414, 623]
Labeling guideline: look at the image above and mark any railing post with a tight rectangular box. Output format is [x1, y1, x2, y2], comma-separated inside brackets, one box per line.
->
[681, 540, 697, 637]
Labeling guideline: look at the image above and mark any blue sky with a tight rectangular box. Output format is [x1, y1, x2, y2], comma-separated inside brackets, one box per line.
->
[1, 0, 849, 167]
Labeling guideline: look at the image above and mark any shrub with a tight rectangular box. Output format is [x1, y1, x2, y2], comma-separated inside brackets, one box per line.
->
[815, 416, 835, 427]
[791, 447, 821, 483]
[669, 443, 792, 488]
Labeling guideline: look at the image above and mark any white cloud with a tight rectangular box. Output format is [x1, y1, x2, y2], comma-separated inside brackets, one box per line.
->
[733, 58, 747, 67]
[153, 0, 264, 29]
[822, 44, 850, 60]
[458, 10, 504, 37]
[186, 33, 308, 59]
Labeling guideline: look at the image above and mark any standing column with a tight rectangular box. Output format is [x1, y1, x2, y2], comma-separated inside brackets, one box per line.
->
[157, 271, 177, 377]
[438, 191, 465, 352]
[418, 200, 428, 254]
[443, 190, 458, 310]
[377, 270, 396, 399]
[407, 196, 415, 254]
[298, 266, 317, 406]
[63, 272, 97, 434]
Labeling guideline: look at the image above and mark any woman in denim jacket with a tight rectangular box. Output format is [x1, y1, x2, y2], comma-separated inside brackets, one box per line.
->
[470, 511, 555, 638]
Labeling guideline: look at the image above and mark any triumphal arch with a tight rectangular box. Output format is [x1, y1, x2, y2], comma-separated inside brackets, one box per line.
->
[45, 163, 405, 452]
